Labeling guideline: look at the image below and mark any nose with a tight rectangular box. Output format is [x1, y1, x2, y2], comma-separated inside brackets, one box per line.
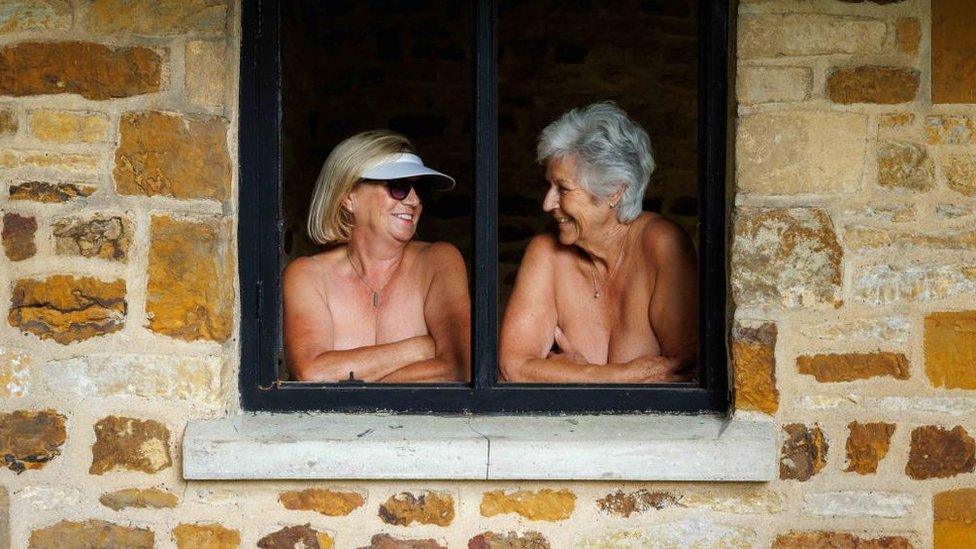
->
[542, 185, 559, 213]
[402, 187, 421, 207]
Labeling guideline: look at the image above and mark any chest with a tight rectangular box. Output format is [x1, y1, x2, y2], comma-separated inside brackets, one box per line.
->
[326, 274, 429, 349]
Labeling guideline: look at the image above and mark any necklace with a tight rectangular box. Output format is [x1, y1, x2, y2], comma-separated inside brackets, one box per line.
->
[346, 248, 403, 309]
[586, 226, 630, 299]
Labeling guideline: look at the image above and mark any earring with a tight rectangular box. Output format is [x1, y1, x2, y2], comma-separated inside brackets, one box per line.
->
[609, 202, 617, 209]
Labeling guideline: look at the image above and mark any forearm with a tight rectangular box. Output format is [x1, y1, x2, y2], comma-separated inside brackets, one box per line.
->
[379, 358, 465, 383]
[505, 353, 691, 384]
[503, 356, 605, 383]
[294, 335, 435, 382]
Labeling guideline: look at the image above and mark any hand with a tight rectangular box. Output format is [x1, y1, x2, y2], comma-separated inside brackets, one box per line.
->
[624, 356, 694, 383]
[547, 326, 588, 365]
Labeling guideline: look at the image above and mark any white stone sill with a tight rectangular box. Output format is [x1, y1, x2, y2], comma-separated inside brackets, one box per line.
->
[183, 414, 776, 481]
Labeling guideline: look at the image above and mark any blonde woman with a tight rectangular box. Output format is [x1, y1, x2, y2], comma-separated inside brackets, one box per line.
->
[284, 130, 470, 382]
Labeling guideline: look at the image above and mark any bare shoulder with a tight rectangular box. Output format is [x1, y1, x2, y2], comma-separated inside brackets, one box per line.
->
[283, 249, 336, 289]
[637, 213, 696, 261]
[414, 240, 464, 266]
[524, 232, 562, 261]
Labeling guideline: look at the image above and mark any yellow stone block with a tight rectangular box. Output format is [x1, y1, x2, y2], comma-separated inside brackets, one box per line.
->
[29, 110, 108, 143]
[934, 489, 976, 549]
[925, 311, 976, 389]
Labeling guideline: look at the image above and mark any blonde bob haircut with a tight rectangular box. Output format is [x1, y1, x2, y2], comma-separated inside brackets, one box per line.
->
[307, 130, 415, 245]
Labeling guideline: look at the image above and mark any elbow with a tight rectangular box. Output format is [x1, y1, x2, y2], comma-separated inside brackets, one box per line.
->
[499, 354, 529, 383]
[289, 360, 342, 383]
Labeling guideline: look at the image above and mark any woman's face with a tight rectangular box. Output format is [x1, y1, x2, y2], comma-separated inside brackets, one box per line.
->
[346, 178, 423, 244]
[542, 155, 611, 247]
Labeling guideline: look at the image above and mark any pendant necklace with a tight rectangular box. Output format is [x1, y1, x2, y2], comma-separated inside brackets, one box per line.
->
[346, 248, 403, 309]
[586, 226, 629, 299]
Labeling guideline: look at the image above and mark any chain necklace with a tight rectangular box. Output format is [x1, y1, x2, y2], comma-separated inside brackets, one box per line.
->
[586, 226, 630, 299]
[346, 247, 404, 309]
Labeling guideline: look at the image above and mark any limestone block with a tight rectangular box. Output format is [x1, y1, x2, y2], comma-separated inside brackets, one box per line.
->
[87, 0, 226, 35]
[52, 215, 132, 261]
[28, 520, 153, 549]
[90, 416, 172, 474]
[926, 115, 976, 144]
[99, 488, 178, 510]
[942, 153, 976, 197]
[0, 410, 65, 473]
[379, 491, 454, 527]
[845, 422, 895, 474]
[877, 141, 933, 191]
[258, 525, 334, 549]
[731, 322, 778, 415]
[2, 212, 36, 261]
[577, 519, 755, 548]
[773, 532, 910, 548]
[802, 491, 913, 518]
[934, 489, 976, 549]
[737, 111, 867, 195]
[827, 66, 919, 104]
[9, 181, 95, 203]
[8, 275, 126, 344]
[29, 110, 108, 144]
[851, 262, 976, 306]
[0, 149, 99, 172]
[468, 532, 549, 549]
[0, 109, 16, 135]
[780, 423, 827, 481]
[40, 354, 221, 402]
[797, 352, 909, 382]
[0, 42, 160, 100]
[172, 524, 239, 549]
[0, 347, 30, 398]
[185, 41, 226, 107]
[896, 18, 920, 56]
[480, 489, 575, 521]
[925, 311, 976, 389]
[732, 208, 842, 308]
[906, 425, 975, 480]
[357, 535, 444, 549]
[146, 216, 234, 342]
[278, 488, 364, 516]
[0, 0, 71, 34]
[738, 15, 886, 59]
[596, 489, 681, 517]
[115, 111, 231, 200]
[736, 66, 811, 105]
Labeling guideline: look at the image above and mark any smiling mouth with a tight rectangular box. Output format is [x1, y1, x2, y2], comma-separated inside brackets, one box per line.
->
[393, 213, 415, 222]
[554, 215, 571, 223]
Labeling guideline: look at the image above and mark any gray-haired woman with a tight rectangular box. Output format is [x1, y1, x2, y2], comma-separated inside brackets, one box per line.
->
[500, 102, 697, 383]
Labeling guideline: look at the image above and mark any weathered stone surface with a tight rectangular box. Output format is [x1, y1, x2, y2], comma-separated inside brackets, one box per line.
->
[577, 519, 755, 548]
[278, 488, 364, 516]
[877, 141, 933, 191]
[258, 525, 334, 549]
[481, 489, 575, 521]
[681, 489, 784, 514]
[932, 0, 976, 104]
[0, 41, 160, 100]
[186, 41, 226, 107]
[732, 208, 843, 308]
[596, 489, 681, 517]
[90, 416, 171, 474]
[468, 531, 550, 549]
[99, 488, 178, 510]
[87, 0, 226, 35]
[851, 262, 976, 306]
[906, 425, 976, 480]
[840, 203, 915, 223]
[0, 109, 16, 135]
[9, 275, 126, 344]
[379, 491, 454, 527]
[936, 203, 976, 220]
[0, 149, 98, 172]
[0, 347, 30, 398]
[737, 111, 867, 195]
[926, 115, 976, 145]
[879, 112, 915, 132]
[896, 18, 920, 56]
[926, 311, 976, 391]
[115, 111, 231, 200]
[9, 181, 95, 202]
[803, 491, 913, 518]
[773, 531, 911, 548]
[934, 489, 976, 549]
[173, 523, 240, 549]
[797, 352, 909, 382]
[146, 216, 234, 342]
[942, 153, 976, 197]
[781, 423, 828, 481]
[0, 410, 65, 473]
[796, 318, 911, 349]
[736, 66, 811, 105]
[738, 15, 886, 59]
[827, 67, 919, 105]
[846, 422, 895, 475]
[29, 520, 153, 549]
[52, 215, 132, 261]
[0, 1, 71, 34]
[2, 212, 36, 261]
[845, 227, 976, 252]
[29, 110, 108, 143]
[41, 354, 221, 403]
[731, 322, 778, 414]
[357, 534, 445, 549]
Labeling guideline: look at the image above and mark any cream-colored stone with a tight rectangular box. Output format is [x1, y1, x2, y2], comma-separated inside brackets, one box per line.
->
[29, 110, 108, 143]
[839, 203, 916, 223]
[802, 491, 913, 518]
[877, 141, 934, 191]
[942, 153, 976, 197]
[737, 111, 867, 195]
[185, 41, 226, 107]
[737, 66, 811, 105]
[0, 346, 30, 398]
[738, 14, 886, 59]
[0, 1, 71, 34]
[852, 262, 976, 306]
[0, 149, 99, 172]
[795, 317, 911, 347]
[926, 115, 976, 145]
[87, 0, 226, 35]
[682, 489, 784, 514]
[936, 202, 976, 220]
[577, 518, 755, 548]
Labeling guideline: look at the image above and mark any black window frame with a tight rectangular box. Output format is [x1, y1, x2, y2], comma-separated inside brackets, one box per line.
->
[239, 0, 731, 414]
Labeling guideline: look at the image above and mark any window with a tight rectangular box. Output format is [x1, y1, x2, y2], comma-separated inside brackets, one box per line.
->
[239, 0, 730, 413]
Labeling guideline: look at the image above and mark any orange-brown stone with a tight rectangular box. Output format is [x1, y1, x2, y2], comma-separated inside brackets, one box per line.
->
[845, 421, 895, 475]
[943, 153, 976, 197]
[934, 489, 976, 548]
[780, 423, 828, 481]
[114, 111, 231, 200]
[29, 520, 154, 549]
[0, 41, 161, 100]
[773, 531, 912, 548]
[596, 489, 682, 517]
[907, 425, 976, 480]
[278, 488, 364, 516]
[379, 491, 455, 527]
[925, 311, 976, 389]
[896, 18, 920, 56]
[357, 534, 445, 549]
[797, 352, 909, 382]
[258, 525, 334, 549]
[932, 0, 976, 104]
[87, 0, 227, 35]
[0, 410, 66, 473]
[9, 275, 126, 344]
[877, 141, 934, 191]
[9, 181, 96, 203]
[29, 110, 108, 144]
[53, 215, 132, 261]
[827, 66, 919, 104]
[99, 488, 179, 510]
[90, 416, 172, 474]
[480, 489, 576, 521]
[468, 531, 550, 549]
[146, 216, 234, 342]
[731, 322, 778, 414]
[0, 1, 71, 34]
[0, 109, 16, 135]
[2, 212, 36, 261]
[172, 523, 240, 549]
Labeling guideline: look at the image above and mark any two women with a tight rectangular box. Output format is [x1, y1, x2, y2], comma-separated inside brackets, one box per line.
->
[285, 103, 696, 384]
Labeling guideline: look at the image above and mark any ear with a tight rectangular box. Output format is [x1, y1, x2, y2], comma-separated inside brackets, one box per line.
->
[341, 192, 354, 213]
[609, 184, 627, 208]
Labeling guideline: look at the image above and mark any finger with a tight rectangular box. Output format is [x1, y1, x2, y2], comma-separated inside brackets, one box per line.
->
[554, 326, 572, 351]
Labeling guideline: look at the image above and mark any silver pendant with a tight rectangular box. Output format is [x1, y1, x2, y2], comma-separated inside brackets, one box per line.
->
[372, 291, 380, 308]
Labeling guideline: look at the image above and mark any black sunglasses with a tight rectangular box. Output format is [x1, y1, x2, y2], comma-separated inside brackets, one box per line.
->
[361, 177, 433, 203]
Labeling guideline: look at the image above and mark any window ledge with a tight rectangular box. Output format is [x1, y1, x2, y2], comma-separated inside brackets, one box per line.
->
[183, 413, 777, 481]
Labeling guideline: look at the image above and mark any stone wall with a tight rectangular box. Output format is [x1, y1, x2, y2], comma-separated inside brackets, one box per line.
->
[1, 0, 975, 548]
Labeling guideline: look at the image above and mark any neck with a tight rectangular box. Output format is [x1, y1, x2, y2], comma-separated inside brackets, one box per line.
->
[346, 231, 406, 283]
[579, 218, 630, 274]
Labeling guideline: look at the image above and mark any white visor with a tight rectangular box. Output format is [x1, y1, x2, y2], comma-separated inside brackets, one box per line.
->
[360, 153, 456, 191]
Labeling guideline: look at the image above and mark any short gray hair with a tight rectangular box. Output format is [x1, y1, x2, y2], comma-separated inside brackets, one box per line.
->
[537, 102, 654, 223]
